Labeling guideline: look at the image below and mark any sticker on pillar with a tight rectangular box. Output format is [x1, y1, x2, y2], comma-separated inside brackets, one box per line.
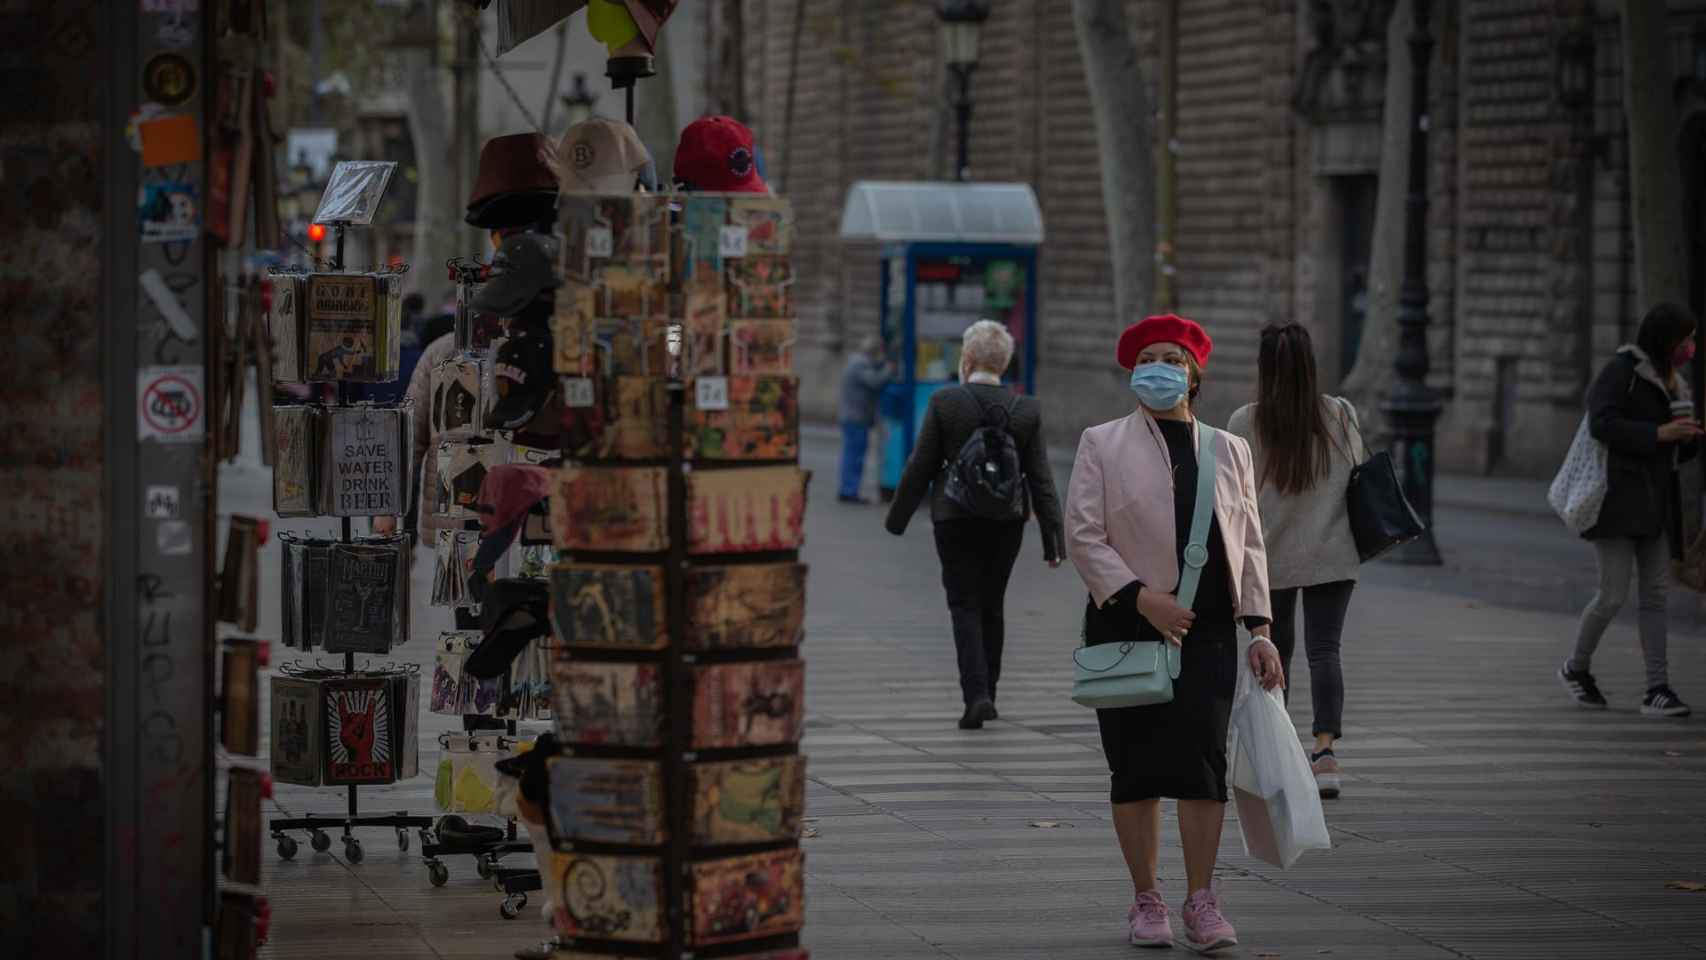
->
[145, 485, 182, 520]
[142, 53, 197, 107]
[139, 180, 200, 242]
[138, 113, 199, 167]
[138, 365, 205, 442]
[157, 520, 193, 556]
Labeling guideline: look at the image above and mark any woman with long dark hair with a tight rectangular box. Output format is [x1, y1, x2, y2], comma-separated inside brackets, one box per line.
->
[1558, 302, 1702, 718]
[1227, 322, 1363, 798]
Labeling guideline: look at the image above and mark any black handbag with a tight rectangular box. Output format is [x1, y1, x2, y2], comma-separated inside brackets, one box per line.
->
[1336, 400, 1426, 562]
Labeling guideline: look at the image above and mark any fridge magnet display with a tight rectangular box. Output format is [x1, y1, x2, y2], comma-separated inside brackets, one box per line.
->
[323, 540, 408, 653]
[690, 659, 805, 750]
[607, 376, 669, 458]
[687, 848, 805, 947]
[683, 286, 728, 377]
[687, 376, 799, 460]
[686, 465, 809, 555]
[688, 756, 806, 846]
[548, 563, 667, 651]
[545, 758, 665, 846]
[596, 194, 671, 264]
[321, 404, 410, 517]
[551, 466, 668, 553]
[729, 320, 794, 376]
[551, 661, 663, 747]
[272, 404, 319, 515]
[595, 262, 669, 319]
[553, 283, 595, 372]
[550, 853, 666, 944]
[727, 256, 793, 319]
[558, 197, 601, 284]
[600, 315, 671, 377]
[728, 197, 793, 255]
[269, 675, 323, 786]
[684, 562, 807, 651]
[323, 677, 396, 785]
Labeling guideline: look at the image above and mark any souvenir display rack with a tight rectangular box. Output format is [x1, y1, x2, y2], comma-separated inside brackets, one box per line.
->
[546, 192, 809, 959]
[267, 218, 435, 864]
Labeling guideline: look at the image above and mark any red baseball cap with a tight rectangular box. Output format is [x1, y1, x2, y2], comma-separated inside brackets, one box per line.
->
[1116, 314, 1213, 370]
[674, 116, 767, 193]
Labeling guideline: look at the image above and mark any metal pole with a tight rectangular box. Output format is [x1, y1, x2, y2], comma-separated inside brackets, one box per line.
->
[1382, 0, 1443, 565]
[952, 65, 973, 182]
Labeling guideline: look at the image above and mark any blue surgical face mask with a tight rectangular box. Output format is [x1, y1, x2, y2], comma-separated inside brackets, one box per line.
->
[1129, 361, 1190, 410]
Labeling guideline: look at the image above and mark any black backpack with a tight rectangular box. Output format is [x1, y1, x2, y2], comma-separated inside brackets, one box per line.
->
[942, 388, 1026, 521]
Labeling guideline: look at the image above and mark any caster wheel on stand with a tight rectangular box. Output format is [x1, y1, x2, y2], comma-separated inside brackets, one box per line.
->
[476, 853, 496, 879]
[500, 893, 528, 920]
[275, 835, 299, 860]
[396, 829, 410, 853]
[418, 828, 433, 849]
[426, 860, 450, 887]
[344, 837, 364, 864]
[310, 830, 332, 853]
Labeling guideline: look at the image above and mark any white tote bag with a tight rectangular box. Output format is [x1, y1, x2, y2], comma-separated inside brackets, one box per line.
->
[1548, 414, 1608, 535]
[1227, 642, 1332, 869]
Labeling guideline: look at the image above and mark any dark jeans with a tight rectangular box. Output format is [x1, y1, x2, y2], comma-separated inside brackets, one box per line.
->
[839, 422, 870, 499]
[933, 519, 1025, 706]
[1269, 580, 1354, 739]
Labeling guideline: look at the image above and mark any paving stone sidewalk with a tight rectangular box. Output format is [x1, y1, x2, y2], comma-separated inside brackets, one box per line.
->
[237, 429, 1706, 960]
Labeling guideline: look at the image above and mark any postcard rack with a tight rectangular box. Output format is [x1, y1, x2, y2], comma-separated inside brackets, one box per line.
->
[266, 219, 435, 864]
[545, 193, 808, 958]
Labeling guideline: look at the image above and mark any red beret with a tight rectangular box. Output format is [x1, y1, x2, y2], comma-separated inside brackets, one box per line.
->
[1116, 314, 1212, 370]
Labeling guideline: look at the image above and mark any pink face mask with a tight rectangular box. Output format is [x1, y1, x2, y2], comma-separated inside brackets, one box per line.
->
[1675, 339, 1696, 368]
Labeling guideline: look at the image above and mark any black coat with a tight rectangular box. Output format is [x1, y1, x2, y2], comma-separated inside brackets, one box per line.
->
[883, 383, 1065, 563]
[1584, 349, 1695, 543]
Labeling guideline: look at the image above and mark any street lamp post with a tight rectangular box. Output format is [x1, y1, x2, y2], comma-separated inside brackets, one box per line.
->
[937, 0, 991, 182]
[561, 72, 596, 128]
[1382, 0, 1443, 565]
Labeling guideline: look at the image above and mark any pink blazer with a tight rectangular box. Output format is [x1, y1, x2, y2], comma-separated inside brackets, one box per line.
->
[1066, 410, 1272, 621]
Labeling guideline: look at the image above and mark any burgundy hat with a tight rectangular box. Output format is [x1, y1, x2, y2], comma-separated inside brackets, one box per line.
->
[1116, 314, 1213, 370]
[673, 116, 767, 193]
[465, 133, 559, 228]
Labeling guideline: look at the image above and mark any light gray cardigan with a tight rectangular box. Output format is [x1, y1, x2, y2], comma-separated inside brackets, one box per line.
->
[1226, 396, 1363, 590]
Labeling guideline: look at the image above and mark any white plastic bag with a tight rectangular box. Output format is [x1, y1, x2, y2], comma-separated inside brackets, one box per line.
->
[1228, 641, 1331, 868]
[1548, 414, 1608, 534]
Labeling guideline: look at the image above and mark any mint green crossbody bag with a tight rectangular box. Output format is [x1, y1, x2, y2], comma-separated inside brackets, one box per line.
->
[1070, 423, 1219, 709]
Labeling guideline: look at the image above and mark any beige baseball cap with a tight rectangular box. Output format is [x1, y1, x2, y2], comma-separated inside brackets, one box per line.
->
[550, 119, 651, 193]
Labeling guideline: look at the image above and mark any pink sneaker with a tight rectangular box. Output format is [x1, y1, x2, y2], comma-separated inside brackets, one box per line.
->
[1312, 752, 1342, 799]
[1126, 889, 1172, 948]
[1179, 889, 1238, 954]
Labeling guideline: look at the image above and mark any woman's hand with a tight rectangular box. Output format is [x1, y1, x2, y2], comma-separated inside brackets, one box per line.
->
[1135, 587, 1195, 646]
[1248, 635, 1283, 691]
[1659, 418, 1705, 443]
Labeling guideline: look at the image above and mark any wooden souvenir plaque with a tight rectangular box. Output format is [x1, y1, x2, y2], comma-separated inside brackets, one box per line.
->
[546, 757, 666, 846]
[688, 756, 805, 846]
[687, 465, 808, 555]
[686, 849, 805, 946]
[548, 563, 667, 651]
[684, 562, 807, 651]
[550, 853, 666, 944]
[552, 661, 664, 747]
[552, 466, 668, 552]
[690, 660, 805, 750]
[687, 376, 799, 460]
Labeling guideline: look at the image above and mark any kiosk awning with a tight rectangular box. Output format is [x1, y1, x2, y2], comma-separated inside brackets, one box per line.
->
[837, 181, 1044, 245]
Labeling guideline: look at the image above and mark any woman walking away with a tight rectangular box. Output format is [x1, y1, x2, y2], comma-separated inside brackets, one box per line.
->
[885, 320, 1065, 730]
[1227, 322, 1363, 799]
[1066, 314, 1284, 954]
[1559, 302, 1703, 718]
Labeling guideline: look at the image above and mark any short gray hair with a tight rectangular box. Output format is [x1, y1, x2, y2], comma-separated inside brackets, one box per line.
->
[961, 319, 1014, 375]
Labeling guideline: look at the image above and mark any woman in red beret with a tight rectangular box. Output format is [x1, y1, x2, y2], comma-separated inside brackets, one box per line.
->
[1065, 314, 1284, 953]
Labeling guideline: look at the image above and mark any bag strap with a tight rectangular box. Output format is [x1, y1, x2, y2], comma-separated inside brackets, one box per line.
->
[1176, 423, 1219, 610]
[1334, 397, 1365, 463]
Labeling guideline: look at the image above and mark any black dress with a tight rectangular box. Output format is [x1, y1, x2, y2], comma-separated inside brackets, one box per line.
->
[1087, 419, 1240, 804]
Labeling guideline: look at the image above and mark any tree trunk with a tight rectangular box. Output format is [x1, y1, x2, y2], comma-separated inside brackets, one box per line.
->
[1621, 0, 1687, 309]
[402, 42, 462, 309]
[1339, 0, 1411, 417]
[1070, 0, 1156, 327]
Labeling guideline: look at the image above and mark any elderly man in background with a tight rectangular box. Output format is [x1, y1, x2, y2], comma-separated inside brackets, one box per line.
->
[838, 335, 892, 504]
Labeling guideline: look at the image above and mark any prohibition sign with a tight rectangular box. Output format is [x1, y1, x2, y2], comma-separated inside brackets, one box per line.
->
[141, 372, 202, 436]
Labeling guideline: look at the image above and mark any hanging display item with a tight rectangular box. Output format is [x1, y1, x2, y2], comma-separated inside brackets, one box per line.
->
[273, 404, 320, 516]
[548, 563, 667, 650]
[728, 196, 794, 255]
[682, 285, 727, 376]
[690, 659, 805, 750]
[551, 466, 668, 552]
[686, 848, 805, 947]
[431, 529, 484, 608]
[269, 675, 323, 786]
[727, 257, 793, 320]
[687, 756, 806, 846]
[684, 562, 807, 651]
[686, 376, 799, 460]
[552, 661, 663, 747]
[430, 631, 504, 715]
[323, 540, 409, 653]
[545, 758, 665, 846]
[270, 272, 306, 382]
[680, 195, 727, 285]
[223, 767, 264, 886]
[549, 853, 666, 944]
[296, 272, 403, 383]
[729, 320, 794, 375]
[280, 534, 331, 650]
[321, 403, 413, 517]
[429, 354, 487, 438]
[220, 637, 262, 755]
[686, 465, 809, 555]
[323, 676, 398, 786]
[433, 437, 511, 520]
[433, 733, 509, 813]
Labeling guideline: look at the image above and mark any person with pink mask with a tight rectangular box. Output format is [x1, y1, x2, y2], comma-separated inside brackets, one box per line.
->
[1559, 302, 1703, 718]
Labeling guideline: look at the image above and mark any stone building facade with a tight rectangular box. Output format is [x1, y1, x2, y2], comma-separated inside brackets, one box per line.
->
[702, 1, 1706, 477]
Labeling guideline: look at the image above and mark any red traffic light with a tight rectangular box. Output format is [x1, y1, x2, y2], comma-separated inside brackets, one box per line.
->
[307, 223, 327, 243]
